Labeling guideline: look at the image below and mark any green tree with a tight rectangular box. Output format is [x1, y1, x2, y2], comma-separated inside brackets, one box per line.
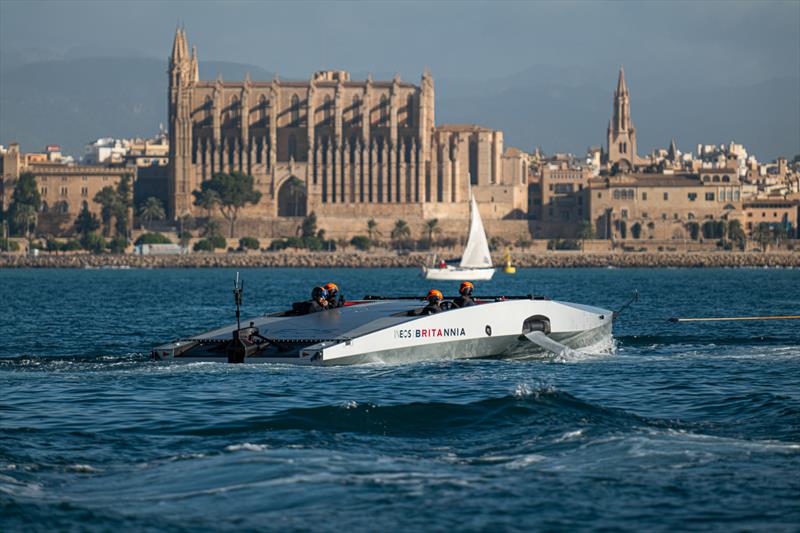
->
[12, 204, 37, 245]
[391, 219, 411, 242]
[8, 173, 41, 236]
[282, 176, 307, 217]
[366, 219, 381, 241]
[686, 222, 700, 241]
[81, 232, 106, 254]
[350, 235, 371, 251]
[727, 219, 747, 251]
[578, 220, 595, 251]
[94, 186, 117, 237]
[192, 172, 262, 237]
[300, 212, 318, 238]
[239, 236, 260, 250]
[752, 223, 773, 252]
[424, 218, 439, 244]
[74, 202, 100, 237]
[113, 175, 133, 239]
[202, 218, 222, 238]
[139, 196, 166, 230]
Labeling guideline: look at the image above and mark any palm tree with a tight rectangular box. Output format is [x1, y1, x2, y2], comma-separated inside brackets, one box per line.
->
[367, 219, 381, 241]
[425, 218, 439, 244]
[139, 197, 166, 230]
[752, 223, 773, 252]
[391, 219, 411, 242]
[578, 221, 595, 251]
[13, 204, 37, 250]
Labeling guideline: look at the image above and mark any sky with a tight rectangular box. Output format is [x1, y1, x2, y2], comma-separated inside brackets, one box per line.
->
[3, 0, 797, 82]
[1, 0, 799, 158]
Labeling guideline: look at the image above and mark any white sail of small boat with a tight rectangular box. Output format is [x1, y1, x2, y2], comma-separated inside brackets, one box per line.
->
[422, 195, 495, 280]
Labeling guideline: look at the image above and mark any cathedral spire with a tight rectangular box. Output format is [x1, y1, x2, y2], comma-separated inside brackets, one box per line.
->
[190, 45, 199, 82]
[616, 65, 627, 95]
[171, 27, 185, 63]
[668, 138, 678, 160]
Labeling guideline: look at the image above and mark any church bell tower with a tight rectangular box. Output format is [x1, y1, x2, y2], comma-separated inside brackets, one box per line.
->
[606, 66, 638, 171]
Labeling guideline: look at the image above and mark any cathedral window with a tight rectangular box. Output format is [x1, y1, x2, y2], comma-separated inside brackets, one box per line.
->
[469, 141, 478, 185]
[291, 95, 300, 126]
[712, 175, 720, 182]
[406, 94, 414, 127]
[288, 135, 298, 160]
[380, 95, 389, 127]
[351, 95, 361, 127]
[205, 96, 212, 123]
[259, 95, 268, 123]
[613, 189, 620, 200]
[324, 95, 333, 126]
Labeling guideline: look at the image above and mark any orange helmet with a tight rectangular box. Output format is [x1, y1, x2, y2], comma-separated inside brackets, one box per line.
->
[323, 283, 339, 295]
[459, 281, 474, 295]
[427, 289, 443, 303]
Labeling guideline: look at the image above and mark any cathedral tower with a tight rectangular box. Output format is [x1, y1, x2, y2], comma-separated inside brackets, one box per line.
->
[606, 66, 638, 170]
[168, 27, 197, 219]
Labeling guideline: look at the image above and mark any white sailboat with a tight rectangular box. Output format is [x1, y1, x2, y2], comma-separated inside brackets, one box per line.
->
[422, 195, 496, 280]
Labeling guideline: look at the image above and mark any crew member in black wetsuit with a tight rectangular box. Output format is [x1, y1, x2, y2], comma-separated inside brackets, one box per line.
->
[298, 286, 328, 314]
[452, 281, 476, 308]
[409, 290, 445, 316]
[324, 283, 345, 309]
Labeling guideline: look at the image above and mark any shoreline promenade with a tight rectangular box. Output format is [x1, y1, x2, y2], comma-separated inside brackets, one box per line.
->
[1, 251, 798, 269]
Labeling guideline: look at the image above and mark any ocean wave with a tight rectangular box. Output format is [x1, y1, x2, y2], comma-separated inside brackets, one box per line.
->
[178, 388, 665, 438]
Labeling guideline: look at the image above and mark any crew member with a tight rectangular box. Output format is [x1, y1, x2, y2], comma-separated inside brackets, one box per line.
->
[323, 283, 345, 309]
[409, 289, 445, 316]
[453, 281, 476, 308]
[303, 286, 329, 314]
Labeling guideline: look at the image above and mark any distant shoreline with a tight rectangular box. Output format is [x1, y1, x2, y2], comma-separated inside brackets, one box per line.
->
[1, 251, 798, 269]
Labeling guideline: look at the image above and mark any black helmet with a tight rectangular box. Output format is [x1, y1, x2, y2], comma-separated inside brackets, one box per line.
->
[311, 286, 328, 300]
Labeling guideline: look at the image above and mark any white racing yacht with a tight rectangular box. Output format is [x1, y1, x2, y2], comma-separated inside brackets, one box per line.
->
[151, 293, 613, 365]
[422, 195, 495, 280]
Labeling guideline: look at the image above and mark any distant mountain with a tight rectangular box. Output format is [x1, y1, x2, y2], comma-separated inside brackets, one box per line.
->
[436, 66, 800, 161]
[1, 56, 797, 161]
[0, 57, 272, 156]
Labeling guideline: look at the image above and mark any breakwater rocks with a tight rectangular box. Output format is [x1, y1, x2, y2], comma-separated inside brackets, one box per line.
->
[2, 251, 799, 269]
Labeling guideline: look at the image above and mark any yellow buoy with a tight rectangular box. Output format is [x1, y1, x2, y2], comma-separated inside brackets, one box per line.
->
[503, 248, 516, 274]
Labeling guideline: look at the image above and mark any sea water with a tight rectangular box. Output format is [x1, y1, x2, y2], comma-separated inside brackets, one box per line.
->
[0, 268, 798, 531]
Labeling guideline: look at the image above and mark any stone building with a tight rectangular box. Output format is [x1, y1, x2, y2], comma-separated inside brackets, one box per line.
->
[742, 198, 798, 237]
[529, 154, 594, 237]
[167, 29, 529, 238]
[0, 143, 135, 235]
[588, 169, 743, 241]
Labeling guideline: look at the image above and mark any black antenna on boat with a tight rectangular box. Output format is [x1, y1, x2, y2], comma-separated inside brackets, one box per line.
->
[233, 272, 243, 332]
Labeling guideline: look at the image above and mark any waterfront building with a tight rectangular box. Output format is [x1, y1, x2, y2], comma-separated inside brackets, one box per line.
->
[742, 197, 798, 238]
[588, 168, 743, 241]
[167, 28, 529, 236]
[0, 143, 135, 234]
[529, 153, 593, 237]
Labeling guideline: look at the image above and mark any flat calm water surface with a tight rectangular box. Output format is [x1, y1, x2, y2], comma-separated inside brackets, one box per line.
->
[1, 267, 799, 532]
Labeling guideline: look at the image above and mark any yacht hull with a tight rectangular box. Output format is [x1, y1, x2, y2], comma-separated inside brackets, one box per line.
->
[152, 297, 612, 366]
[422, 266, 496, 280]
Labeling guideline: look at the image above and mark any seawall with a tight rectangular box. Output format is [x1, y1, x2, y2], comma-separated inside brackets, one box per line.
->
[1, 251, 798, 269]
